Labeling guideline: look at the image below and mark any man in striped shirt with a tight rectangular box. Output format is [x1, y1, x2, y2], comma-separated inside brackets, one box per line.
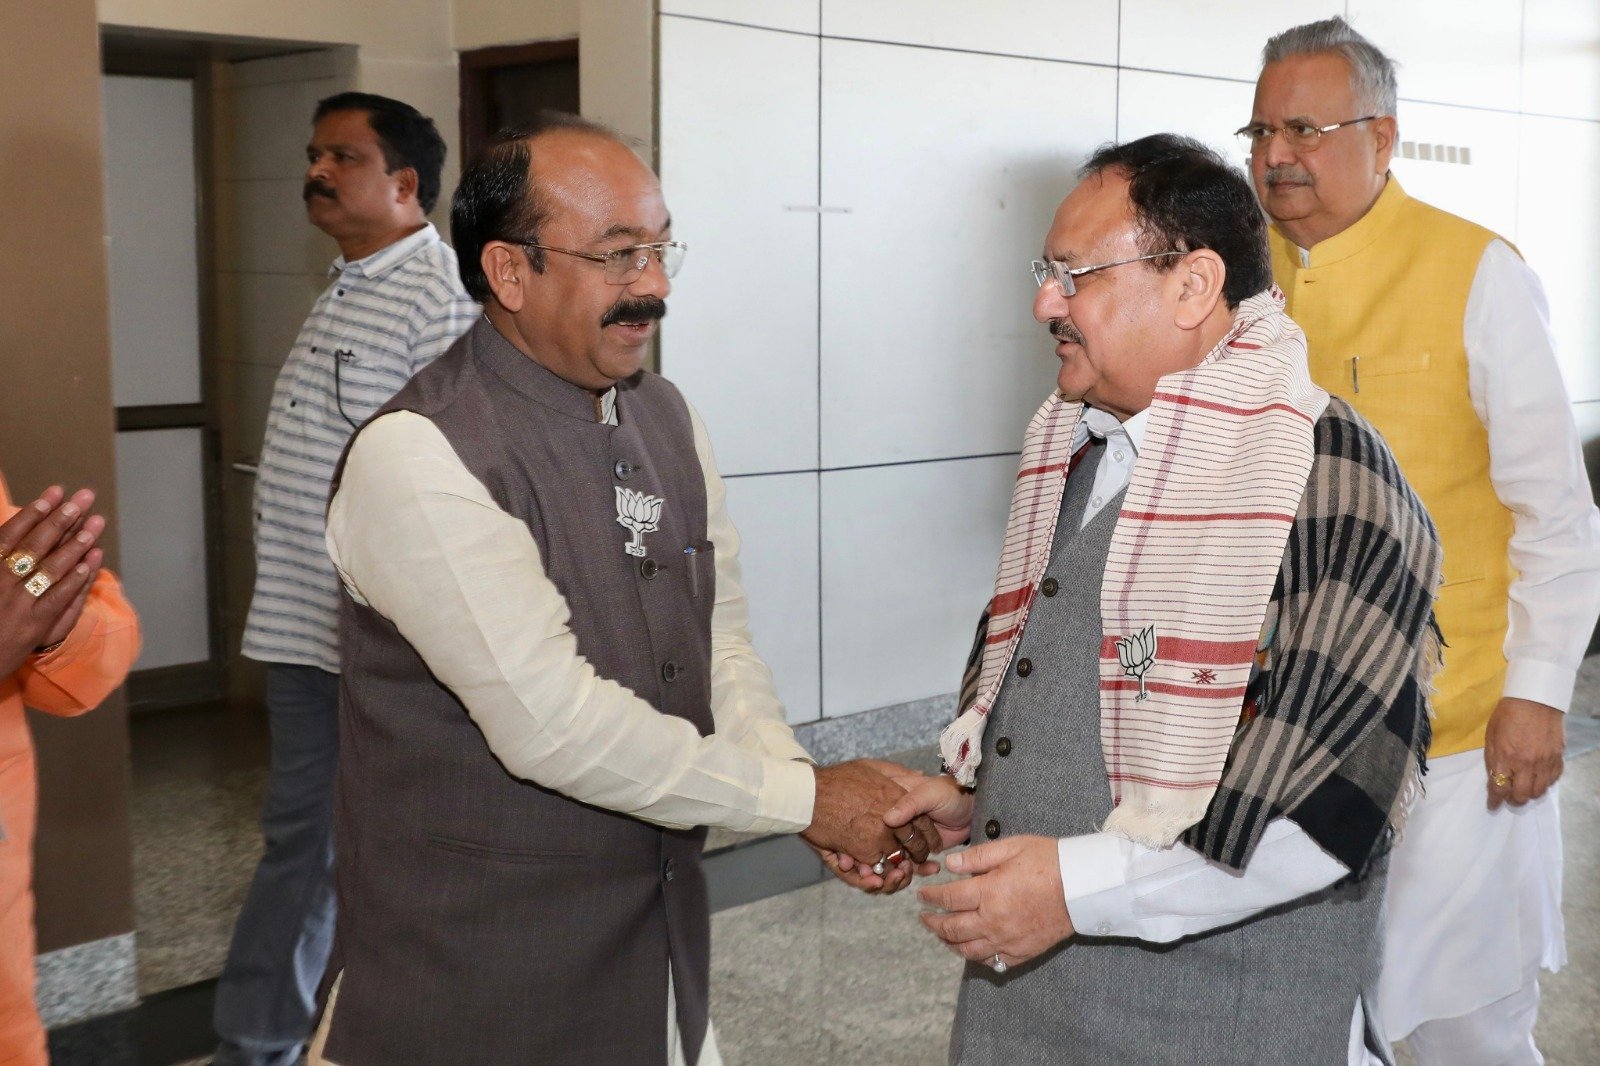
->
[216, 92, 477, 1066]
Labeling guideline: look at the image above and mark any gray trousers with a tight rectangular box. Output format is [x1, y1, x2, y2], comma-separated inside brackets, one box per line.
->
[213, 663, 340, 1066]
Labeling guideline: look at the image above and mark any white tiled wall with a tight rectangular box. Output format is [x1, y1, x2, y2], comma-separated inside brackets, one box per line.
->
[658, 17, 819, 476]
[723, 473, 821, 723]
[1518, 114, 1600, 403]
[819, 40, 1112, 467]
[821, 0, 1119, 66]
[656, 2, 1600, 725]
[662, 0, 819, 36]
[819, 456, 1013, 717]
[1116, 70, 1256, 172]
[1347, 0, 1524, 111]
[1522, 0, 1600, 122]
[1390, 102, 1522, 239]
[1119, 1, 1335, 82]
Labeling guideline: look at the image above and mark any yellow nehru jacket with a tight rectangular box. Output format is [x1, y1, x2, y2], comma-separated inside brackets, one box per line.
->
[1271, 178, 1512, 756]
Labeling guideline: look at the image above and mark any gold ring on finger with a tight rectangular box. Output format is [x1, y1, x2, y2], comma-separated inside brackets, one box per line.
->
[6, 551, 37, 577]
[1491, 770, 1512, 789]
[24, 572, 52, 598]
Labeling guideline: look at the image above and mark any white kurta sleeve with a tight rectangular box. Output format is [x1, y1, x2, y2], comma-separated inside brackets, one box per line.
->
[326, 410, 815, 834]
[1464, 240, 1600, 712]
[1058, 818, 1349, 943]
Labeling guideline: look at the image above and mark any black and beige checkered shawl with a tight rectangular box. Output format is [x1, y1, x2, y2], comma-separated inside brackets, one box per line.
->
[954, 397, 1441, 880]
[1181, 397, 1442, 877]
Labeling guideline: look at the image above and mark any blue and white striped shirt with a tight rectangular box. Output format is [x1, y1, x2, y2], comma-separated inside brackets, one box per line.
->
[242, 223, 478, 671]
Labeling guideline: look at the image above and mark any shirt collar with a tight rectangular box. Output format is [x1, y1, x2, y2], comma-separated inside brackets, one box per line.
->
[1079, 404, 1148, 454]
[329, 222, 439, 280]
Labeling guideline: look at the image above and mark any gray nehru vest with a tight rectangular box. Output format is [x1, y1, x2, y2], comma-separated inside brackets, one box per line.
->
[951, 442, 1388, 1066]
[323, 319, 716, 1065]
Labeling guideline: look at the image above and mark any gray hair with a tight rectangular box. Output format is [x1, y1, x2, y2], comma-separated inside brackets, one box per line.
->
[1262, 16, 1398, 116]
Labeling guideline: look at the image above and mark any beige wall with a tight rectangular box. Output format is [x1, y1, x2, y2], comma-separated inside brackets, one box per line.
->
[100, 0, 463, 219]
[455, 0, 578, 51]
[98, 0, 455, 62]
[580, 0, 655, 152]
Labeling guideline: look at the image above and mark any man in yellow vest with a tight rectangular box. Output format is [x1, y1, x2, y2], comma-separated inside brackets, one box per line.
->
[1243, 17, 1600, 1064]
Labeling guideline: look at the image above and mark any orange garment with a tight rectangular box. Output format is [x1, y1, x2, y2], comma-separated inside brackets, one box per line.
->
[0, 471, 139, 1066]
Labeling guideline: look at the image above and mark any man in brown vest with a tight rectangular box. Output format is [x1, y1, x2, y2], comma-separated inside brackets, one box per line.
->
[308, 113, 932, 1065]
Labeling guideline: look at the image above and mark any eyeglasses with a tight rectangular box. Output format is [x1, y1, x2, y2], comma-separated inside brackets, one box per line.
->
[1234, 116, 1380, 153]
[508, 239, 687, 284]
[1030, 250, 1187, 298]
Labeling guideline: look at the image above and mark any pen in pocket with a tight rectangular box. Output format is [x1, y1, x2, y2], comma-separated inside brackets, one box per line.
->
[683, 541, 712, 598]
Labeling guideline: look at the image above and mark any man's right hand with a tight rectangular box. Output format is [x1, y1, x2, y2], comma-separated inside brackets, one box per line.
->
[802, 760, 939, 892]
[0, 487, 106, 679]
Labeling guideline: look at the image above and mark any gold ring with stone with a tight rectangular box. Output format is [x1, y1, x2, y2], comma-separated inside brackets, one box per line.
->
[24, 572, 52, 598]
[1491, 771, 1512, 789]
[6, 551, 37, 578]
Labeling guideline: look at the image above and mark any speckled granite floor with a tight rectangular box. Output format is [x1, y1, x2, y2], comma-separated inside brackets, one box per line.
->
[109, 656, 1600, 1063]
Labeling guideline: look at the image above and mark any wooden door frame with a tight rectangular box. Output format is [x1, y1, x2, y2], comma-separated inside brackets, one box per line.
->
[458, 38, 579, 162]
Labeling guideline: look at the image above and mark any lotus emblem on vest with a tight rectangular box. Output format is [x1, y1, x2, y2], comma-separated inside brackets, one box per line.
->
[1115, 624, 1158, 701]
[615, 487, 665, 557]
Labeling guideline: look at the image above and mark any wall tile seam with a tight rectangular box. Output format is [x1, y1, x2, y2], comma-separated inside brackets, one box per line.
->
[660, 16, 1600, 128]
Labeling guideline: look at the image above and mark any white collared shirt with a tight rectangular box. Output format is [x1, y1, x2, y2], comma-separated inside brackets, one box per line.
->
[243, 223, 479, 672]
[1074, 405, 1148, 527]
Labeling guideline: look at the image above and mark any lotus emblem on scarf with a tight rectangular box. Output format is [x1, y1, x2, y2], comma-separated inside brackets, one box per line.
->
[615, 487, 665, 557]
[1115, 624, 1158, 701]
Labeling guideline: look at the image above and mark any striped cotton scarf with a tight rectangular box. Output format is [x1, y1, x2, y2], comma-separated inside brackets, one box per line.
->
[940, 289, 1328, 848]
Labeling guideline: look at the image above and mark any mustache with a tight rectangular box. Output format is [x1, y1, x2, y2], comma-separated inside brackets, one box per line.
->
[1050, 319, 1084, 345]
[602, 295, 668, 327]
[303, 179, 337, 202]
[1264, 164, 1313, 186]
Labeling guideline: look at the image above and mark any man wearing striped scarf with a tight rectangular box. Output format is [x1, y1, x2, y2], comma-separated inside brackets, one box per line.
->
[888, 134, 1442, 1064]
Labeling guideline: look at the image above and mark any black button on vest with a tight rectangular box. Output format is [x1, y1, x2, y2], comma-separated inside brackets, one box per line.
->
[663, 858, 676, 882]
[984, 819, 1001, 839]
[614, 459, 633, 480]
[640, 558, 660, 579]
[1041, 578, 1059, 597]
[995, 736, 1012, 757]
[661, 661, 681, 683]
[1016, 657, 1033, 677]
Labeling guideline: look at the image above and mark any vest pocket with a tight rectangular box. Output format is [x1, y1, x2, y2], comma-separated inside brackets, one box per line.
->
[1354, 350, 1432, 378]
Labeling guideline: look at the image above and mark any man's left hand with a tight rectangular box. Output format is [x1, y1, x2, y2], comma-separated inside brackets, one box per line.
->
[916, 835, 1074, 971]
[1484, 696, 1565, 807]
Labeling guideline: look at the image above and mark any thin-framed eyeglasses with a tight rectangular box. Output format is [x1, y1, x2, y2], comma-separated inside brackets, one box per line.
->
[1030, 250, 1187, 298]
[1234, 115, 1380, 154]
[508, 239, 687, 284]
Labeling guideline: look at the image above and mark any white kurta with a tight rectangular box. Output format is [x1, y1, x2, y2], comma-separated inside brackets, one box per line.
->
[1367, 239, 1600, 1039]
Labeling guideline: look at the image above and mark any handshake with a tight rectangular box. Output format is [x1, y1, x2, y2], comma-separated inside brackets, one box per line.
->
[799, 758, 974, 895]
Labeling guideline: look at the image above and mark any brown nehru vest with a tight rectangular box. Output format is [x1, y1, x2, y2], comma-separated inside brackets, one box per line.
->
[323, 318, 716, 1064]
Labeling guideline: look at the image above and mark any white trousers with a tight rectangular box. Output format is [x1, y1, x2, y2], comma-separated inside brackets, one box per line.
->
[1380, 748, 1563, 1064]
[1405, 959, 1543, 1066]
